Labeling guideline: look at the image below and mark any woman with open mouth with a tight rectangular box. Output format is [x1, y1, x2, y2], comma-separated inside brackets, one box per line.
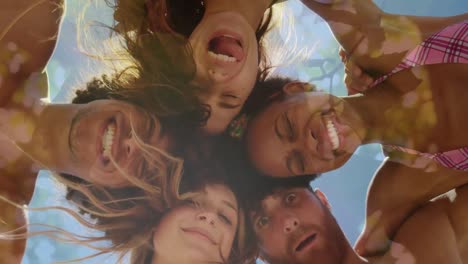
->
[0, 1, 206, 262]
[111, 0, 288, 134]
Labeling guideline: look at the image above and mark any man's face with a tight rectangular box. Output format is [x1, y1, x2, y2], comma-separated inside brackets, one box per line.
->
[251, 188, 348, 264]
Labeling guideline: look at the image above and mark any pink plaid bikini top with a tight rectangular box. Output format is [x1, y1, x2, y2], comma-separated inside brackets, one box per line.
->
[376, 20, 468, 171]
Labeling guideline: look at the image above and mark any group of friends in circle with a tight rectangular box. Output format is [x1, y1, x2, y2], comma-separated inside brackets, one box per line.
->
[1, 0, 467, 263]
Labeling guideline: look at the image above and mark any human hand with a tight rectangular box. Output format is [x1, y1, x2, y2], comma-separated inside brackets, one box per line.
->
[339, 48, 374, 95]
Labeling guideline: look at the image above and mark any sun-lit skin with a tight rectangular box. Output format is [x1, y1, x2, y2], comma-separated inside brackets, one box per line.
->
[301, 0, 468, 76]
[248, 60, 468, 177]
[152, 184, 239, 264]
[186, 0, 272, 134]
[0, 2, 58, 258]
[0, 72, 170, 189]
[0, 1, 173, 261]
[251, 188, 358, 264]
[247, 82, 364, 177]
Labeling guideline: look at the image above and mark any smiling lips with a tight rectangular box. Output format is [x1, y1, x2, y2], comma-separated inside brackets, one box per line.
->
[323, 116, 340, 151]
[183, 227, 217, 245]
[100, 118, 118, 164]
[102, 122, 115, 158]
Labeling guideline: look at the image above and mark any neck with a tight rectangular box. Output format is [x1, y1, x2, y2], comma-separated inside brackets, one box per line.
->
[204, 0, 273, 29]
[341, 85, 405, 146]
[15, 104, 80, 173]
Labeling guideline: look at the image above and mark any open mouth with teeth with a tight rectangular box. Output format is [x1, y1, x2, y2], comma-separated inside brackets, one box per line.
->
[101, 120, 116, 164]
[208, 35, 244, 63]
[295, 233, 317, 252]
[322, 113, 340, 151]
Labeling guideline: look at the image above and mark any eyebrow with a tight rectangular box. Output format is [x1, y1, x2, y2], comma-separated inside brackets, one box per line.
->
[274, 114, 286, 141]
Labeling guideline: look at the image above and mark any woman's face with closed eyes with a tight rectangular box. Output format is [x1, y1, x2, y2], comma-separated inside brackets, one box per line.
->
[246, 82, 363, 177]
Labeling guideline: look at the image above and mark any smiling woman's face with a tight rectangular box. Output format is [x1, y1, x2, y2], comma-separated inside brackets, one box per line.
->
[66, 99, 170, 187]
[152, 184, 239, 263]
[189, 11, 260, 134]
[246, 83, 363, 177]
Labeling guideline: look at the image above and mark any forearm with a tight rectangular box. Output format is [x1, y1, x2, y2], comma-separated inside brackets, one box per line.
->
[368, 159, 468, 215]
[0, 205, 27, 264]
[300, 0, 468, 75]
[0, 0, 64, 105]
[1, 0, 65, 75]
[356, 158, 468, 256]
[299, 0, 382, 60]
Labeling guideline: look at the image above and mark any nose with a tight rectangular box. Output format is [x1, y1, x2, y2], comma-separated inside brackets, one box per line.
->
[208, 69, 229, 83]
[283, 216, 300, 234]
[123, 136, 135, 158]
[197, 211, 217, 226]
[301, 127, 321, 159]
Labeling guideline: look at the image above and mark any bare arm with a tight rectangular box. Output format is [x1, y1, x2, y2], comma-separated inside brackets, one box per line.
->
[0, 1, 64, 262]
[355, 156, 468, 257]
[300, 0, 468, 76]
[0, 0, 64, 106]
[370, 184, 468, 263]
[373, 200, 463, 264]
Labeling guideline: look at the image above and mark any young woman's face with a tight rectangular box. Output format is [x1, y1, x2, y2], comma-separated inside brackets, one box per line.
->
[65, 99, 170, 187]
[189, 11, 260, 134]
[246, 83, 362, 177]
[152, 184, 239, 263]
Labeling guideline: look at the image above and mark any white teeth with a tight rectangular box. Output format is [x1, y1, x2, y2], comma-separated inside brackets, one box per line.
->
[208, 51, 236, 63]
[326, 119, 340, 150]
[222, 34, 236, 39]
[102, 123, 115, 158]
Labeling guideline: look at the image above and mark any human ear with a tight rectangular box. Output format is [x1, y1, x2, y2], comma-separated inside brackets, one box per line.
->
[314, 189, 331, 210]
[282, 82, 317, 96]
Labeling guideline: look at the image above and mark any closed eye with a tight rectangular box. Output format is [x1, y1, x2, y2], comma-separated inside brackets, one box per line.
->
[219, 212, 233, 226]
[284, 112, 295, 141]
[219, 94, 242, 109]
